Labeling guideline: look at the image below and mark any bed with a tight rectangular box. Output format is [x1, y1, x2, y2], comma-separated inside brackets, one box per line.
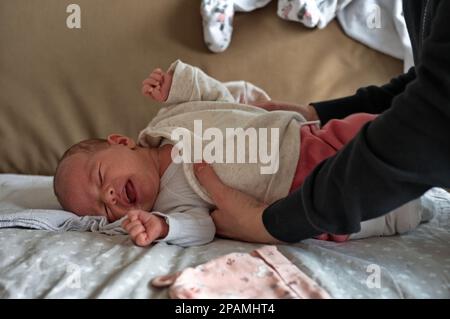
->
[1, 1, 448, 298]
[1, 174, 449, 298]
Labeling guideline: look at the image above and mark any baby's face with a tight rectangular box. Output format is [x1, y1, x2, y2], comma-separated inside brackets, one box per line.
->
[56, 142, 160, 222]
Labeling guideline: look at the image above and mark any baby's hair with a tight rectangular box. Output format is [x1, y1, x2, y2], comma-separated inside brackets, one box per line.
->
[53, 138, 108, 202]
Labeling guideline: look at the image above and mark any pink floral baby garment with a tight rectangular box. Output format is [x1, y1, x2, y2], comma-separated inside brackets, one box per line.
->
[151, 245, 331, 299]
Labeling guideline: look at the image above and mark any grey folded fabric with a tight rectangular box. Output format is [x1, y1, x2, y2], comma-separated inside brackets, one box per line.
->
[0, 174, 126, 235]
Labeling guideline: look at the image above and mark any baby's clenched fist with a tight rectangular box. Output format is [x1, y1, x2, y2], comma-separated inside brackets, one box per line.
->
[122, 209, 169, 247]
[142, 68, 173, 102]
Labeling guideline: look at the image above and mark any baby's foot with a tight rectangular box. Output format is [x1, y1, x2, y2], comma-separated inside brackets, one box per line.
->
[142, 68, 173, 102]
[277, 0, 321, 28]
[201, 0, 235, 53]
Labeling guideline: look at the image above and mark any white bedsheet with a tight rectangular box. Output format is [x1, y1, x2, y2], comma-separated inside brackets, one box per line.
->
[0, 174, 449, 298]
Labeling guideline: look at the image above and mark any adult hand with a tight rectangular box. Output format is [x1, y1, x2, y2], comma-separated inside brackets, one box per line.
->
[252, 100, 319, 121]
[193, 162, 282, 244]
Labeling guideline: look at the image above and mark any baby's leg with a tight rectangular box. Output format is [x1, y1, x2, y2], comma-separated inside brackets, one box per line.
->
[349, 198, 424, 240]
[315, 184, 423, 242]
[302, 113, 377, 242]
[201, 0, 235, 53]
[201, 0, 271, 53]
[317, 113, 378, 149]
[315, 198, 423, 242]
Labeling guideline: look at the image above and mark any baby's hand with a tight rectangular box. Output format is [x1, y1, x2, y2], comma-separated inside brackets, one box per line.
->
[142, 68, 173, 102]
[122, 210, 169, 247]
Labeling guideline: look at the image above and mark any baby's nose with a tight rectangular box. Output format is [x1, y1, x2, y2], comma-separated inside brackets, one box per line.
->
[103, 186, 117, 205]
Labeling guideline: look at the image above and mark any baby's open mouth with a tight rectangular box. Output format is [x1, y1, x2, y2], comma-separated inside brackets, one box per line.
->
[125, 180, 137, 204]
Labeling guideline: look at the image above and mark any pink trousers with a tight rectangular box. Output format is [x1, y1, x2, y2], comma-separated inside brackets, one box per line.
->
[290, 113, 378, 241]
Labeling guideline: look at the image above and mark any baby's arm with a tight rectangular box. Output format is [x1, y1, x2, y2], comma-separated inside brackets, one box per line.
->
[151, 208, 216, 247]
[122, 210, 169, 247]
[141, 60, 235, 104]
[122, 208, 215, 247]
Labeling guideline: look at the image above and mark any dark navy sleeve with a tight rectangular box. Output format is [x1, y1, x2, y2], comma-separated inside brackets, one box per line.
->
[311, 67, 416, 125]
[263, 0, 450, 242]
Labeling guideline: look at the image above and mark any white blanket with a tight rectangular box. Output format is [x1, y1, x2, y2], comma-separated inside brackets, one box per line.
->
[336, 0, 414, 72]
[277, 0, 413, 72]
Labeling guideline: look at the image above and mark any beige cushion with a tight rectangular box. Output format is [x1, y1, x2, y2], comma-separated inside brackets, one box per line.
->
[0, 0, 401, 175]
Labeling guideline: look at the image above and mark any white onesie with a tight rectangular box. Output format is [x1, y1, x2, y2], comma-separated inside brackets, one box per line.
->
[152, 159, 216, 247]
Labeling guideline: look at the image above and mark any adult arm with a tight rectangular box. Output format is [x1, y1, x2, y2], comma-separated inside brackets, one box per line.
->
[263, 0, 450, 242]
[311, 67, 416, 124]
[251, 68, 416, 123]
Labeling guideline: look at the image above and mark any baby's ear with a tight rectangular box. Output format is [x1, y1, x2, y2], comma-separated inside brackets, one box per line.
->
[107, 134, 136, 149]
